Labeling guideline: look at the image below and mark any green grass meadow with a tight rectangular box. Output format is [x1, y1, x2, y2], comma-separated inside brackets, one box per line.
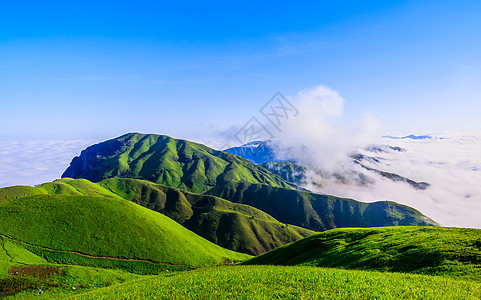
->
[72, 265, 481, 300]
[1, 234, 141, 299]
[244, 226, 481, 282]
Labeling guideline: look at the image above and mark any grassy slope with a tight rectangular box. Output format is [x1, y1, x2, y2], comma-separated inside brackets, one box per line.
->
[0, 236, 48, 278]
[207, 182, 438, 232]
[0, 178, 315, 256]
[244, 227, 481, 282]
[0, 194, 249, 269]
[62, 133, 296, 193]
[0, 178, 121, 203]
[1, 178, 439, 256]
[0, 235, 142, 299]
[73, 265, 481, 300]
[8, 266, 141, 299]
[98, 178, 315, 255]
[2, 263, 141, 300]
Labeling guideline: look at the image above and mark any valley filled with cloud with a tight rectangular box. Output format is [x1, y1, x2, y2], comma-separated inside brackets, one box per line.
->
[310, 133, 481, 228]
[0, 140, 92, 188]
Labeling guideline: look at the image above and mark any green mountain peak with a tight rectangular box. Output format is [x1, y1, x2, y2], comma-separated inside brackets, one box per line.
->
[62, 133, 296, 193]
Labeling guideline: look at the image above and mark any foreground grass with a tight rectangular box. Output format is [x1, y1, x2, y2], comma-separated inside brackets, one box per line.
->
[2, 264, 142, 299]
[244, 227, 481, 282]
[1, 235, 142, 298]
[73, 265, 481, 300]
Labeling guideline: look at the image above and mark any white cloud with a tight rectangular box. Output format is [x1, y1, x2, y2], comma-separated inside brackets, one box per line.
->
[305, 132, 481, 229]
[0, 140, 92, 188]
[296, 85, 344, 117]
[275, 85, 380, 171]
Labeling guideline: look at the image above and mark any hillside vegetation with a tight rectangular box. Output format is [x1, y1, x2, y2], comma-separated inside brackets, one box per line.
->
[0, 236, 141, 299]
[0, 178, 315, 255]
[0, 193, 249, 270]
[98, 178, 315, 255]
[244, 226, 481, 282]
[207, 182, 438, 231]
[73, 265, 481, 300]
[0, 132, 476, 299]
[62, 133, 296, 193]
[0, 178, 120, 204]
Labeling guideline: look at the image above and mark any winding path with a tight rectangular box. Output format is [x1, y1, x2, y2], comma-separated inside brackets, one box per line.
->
[0, 233, 193, 268]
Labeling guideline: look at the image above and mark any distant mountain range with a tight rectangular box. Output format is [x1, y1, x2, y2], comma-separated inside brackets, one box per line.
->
[224, 140, 430, 190]
[382, 134, 437, 140]
[223, 140, 281, 164]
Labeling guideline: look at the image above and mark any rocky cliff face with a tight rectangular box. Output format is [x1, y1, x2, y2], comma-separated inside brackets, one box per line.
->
[62, 139, 129, 181]
[224, 141, 279, 164]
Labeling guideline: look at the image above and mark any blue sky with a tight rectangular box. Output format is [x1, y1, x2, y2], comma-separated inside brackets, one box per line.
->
[1, 0, 481, 142]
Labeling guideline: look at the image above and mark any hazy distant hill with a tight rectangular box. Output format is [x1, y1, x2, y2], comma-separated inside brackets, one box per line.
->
[224, 140, 280, 164]
[225, 140, 430, 190]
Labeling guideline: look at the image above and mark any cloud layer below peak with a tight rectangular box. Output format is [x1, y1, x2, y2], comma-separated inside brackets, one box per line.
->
[0, 140, 92, 188]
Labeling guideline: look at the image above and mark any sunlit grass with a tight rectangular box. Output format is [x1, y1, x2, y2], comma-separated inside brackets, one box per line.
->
[73, 265, 481, 300]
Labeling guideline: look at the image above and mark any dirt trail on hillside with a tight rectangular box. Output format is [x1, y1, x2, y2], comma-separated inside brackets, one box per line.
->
[0, 233, 193, 268]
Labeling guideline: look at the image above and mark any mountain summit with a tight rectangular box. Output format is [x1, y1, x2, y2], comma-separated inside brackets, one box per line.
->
[62, 133, 296, 193]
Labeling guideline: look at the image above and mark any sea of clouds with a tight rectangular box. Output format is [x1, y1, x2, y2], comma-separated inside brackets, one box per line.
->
[308, 133, 481, 229]
[0, 140, 92, 188]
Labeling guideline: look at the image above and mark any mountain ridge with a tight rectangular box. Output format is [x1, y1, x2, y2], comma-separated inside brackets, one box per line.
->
[63, 133, 297, 193]
[206, 182, 438, 231]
